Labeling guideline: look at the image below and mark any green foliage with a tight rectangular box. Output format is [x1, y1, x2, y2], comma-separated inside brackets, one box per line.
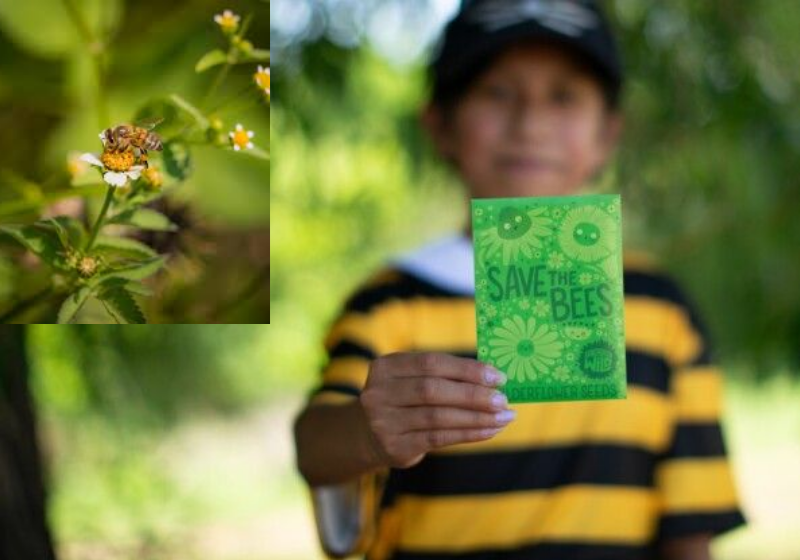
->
[195, 49, 228, 73]
[271, 0, 800, 372]
[57, 286, 92, 324]
[29, 325, 281, 419]
[108, 208, 178, 231]
[0, 223, 69, 270]
[97, 283, 146, 324]
[0, 0, 270, 323]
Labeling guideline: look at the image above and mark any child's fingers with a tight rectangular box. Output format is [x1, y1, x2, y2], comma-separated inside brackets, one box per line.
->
[387, 377, 508, 411]
[405, 427, 505, 453]
[397, 406, 516, 433]
[376, 352, 506, 387]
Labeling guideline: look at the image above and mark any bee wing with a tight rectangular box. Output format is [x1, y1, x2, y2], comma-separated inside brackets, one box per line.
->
[134, 116, 164, 130]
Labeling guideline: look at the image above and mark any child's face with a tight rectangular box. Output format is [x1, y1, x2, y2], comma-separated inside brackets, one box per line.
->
[424, 42, 622, 199]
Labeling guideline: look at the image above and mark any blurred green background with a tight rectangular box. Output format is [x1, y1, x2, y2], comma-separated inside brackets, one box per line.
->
[6, 0, 800, 558]
[0, 0, 270, 323]
[270, 1, 800, 553]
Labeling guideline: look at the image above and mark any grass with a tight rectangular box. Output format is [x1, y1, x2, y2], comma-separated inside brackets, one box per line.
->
[40, 374, 800, 560]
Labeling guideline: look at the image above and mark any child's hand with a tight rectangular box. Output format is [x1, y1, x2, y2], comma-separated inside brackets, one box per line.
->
[359, 352, 514, 469]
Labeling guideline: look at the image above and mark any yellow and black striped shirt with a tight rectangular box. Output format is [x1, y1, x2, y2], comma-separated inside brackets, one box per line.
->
[308, 236, 745, 560]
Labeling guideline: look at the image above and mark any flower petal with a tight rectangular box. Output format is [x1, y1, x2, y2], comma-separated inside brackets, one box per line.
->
[126, 168, 143, 180]
[103, 171, 128, 187]
[80, 153, 104, 167]
[247, 131, 254, 138]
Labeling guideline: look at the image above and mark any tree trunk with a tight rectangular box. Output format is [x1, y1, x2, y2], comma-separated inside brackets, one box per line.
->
[0, 325, 57, 560]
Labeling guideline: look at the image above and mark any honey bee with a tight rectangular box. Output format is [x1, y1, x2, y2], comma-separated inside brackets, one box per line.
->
[102, 117, 164, 168]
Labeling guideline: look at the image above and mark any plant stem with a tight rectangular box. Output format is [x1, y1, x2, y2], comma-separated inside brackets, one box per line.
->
[202, 61, 232, 111]
[0, 287, 54, 323]
[84, 185, 115, 252]
[208, 81, 258, 114]
[61, 0, 93, 43]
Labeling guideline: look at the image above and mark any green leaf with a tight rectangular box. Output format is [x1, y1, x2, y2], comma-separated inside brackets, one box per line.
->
[162, 142, 193, 181]
[92, 235, 158, 261]
[195, 49, 228, 73]
[57, 286, 93, 324]
[109, 208, 178, 231]
[0, 223, 66, 268]
[93, 277, 154, 297]
[123, 282, 154, 297]
[126, 188, 169, 208]
[46, 216, 86, 249]
[98, 286, 146, 324]
[244, 49, 270, 63]
[90, 256, 166, 286]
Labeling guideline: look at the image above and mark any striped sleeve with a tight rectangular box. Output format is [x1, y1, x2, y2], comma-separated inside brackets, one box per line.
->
[309, 268, 412, 406]
[654, 279, 746, 539]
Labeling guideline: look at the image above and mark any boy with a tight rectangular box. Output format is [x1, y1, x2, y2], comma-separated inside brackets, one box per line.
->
[294, 1, 745, 559]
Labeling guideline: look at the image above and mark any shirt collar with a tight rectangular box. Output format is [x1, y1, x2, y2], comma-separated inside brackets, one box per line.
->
[391, 233, 475, 296]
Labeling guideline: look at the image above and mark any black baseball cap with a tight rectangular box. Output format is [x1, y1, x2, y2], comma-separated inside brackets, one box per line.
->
[430, 0, 624, 107]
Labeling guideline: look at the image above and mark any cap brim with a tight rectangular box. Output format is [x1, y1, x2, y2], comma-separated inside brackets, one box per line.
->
[436, 22, 621, 94]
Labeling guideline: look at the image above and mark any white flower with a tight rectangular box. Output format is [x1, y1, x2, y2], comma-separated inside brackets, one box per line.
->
[229, 123, 255, 151]
[255, 66, 270, 95]
[80, 153, 144, 188]
[214, 9, 240, 32]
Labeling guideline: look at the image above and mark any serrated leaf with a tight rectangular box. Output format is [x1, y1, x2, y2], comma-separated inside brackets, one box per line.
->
[162, 142, 192, 181]
[57, 286, 92, 324]
[0, 223, 66, 268]
[98, 286, 146, 324]
[108, 208, 178, 231]
[123, 282, 154, 297]
[195, 49, 228, 73]
[90, 256, 166, 286]
[96, 277, 155, 298]
[93, 235, 157, 261]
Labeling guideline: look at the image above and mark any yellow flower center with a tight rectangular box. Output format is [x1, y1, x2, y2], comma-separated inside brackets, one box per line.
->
[101, 150, 135, 172]
[255, 70, 270, 92]
[216, 12, 239, 31]
[232, 130, 251, 149]
[78, 256, 98, 278]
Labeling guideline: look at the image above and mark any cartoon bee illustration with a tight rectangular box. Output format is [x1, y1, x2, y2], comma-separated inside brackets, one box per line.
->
[101, 117, 164, 168]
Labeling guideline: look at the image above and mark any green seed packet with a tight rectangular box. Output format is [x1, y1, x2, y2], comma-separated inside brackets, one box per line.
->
[471, 194, 626, 403]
